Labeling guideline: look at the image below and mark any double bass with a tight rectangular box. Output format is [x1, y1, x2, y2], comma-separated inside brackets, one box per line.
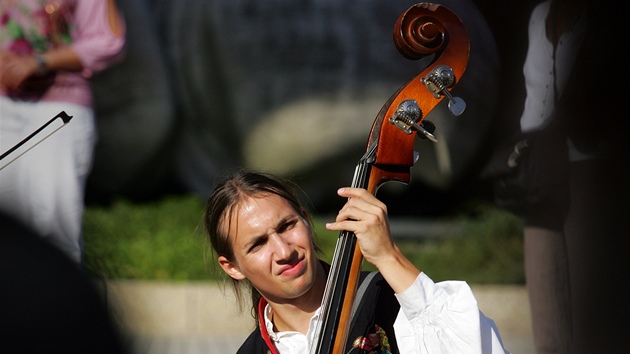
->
[311, 3, 469, 353]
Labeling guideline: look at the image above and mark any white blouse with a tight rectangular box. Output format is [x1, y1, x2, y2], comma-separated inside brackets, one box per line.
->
[264, 272, 509, 354]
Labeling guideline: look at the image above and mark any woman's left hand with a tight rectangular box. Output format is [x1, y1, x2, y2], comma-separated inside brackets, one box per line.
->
[325, 187, 396, 266]
[326, 187, 421, 293]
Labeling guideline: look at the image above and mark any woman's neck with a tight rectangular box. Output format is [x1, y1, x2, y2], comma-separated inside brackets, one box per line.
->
[267, 261, 328, 334]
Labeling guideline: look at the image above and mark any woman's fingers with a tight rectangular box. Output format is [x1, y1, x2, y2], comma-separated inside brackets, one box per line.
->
[326, 187, 394, 262]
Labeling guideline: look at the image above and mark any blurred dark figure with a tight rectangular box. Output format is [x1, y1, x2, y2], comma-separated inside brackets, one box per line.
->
[504, 0, 629, 353]
[0, 212, 130, 354]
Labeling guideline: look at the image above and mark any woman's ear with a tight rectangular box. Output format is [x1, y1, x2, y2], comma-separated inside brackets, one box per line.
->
[218, 256, 246, 280]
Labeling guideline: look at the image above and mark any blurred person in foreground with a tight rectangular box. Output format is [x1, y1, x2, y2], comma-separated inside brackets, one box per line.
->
[515, 0, 629, 353]
[204, 170, 510, 353]
[0, 212, 130, 353]
[0, 0, 126, 264]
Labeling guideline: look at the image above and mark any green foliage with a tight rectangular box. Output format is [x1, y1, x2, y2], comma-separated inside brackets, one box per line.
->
[397, 203, 525, 284]
[83, 195, 211, 281]
[83, 195, 524, 284]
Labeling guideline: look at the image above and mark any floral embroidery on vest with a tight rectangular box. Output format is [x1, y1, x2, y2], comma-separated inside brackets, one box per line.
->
[351, 324, 392, 354]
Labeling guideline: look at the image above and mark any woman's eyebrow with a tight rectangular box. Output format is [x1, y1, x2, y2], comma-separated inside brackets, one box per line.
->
[241, 214, 296, 251]
[242, 234, 267, 252]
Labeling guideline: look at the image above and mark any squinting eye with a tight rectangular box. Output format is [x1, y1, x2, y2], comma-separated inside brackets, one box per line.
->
[248, 239, 266, 253]
[278, 219, 298, 233]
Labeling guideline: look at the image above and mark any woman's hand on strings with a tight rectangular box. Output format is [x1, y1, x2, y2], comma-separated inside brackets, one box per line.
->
[326, 187, 420, 293]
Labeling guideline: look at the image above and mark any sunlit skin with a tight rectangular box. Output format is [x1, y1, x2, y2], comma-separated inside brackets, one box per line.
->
[327, 187, 420, 294]
[218, 187, 421, 335]
[217, 193, 327, 334]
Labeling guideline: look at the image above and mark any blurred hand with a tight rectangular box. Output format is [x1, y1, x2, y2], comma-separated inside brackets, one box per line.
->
[0, 51, 37, 91]
[0, 51, 55, 96]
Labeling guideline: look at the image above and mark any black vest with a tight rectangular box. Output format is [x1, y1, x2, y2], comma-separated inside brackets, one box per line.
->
[237, 271, 400, 354]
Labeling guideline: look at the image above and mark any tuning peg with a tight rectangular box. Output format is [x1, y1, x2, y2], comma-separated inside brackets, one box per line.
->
[443, 89, 466, 116]
[413, 122, 437, 142]
[389, 100, 439, 142]
[422, 65, 466, 116]
[416, 120, 436, 140]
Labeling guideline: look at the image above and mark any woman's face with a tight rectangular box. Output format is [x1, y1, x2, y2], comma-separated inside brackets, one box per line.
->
[217, 193, 320, 304]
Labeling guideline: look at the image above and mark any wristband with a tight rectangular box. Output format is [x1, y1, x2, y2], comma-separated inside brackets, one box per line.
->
[35, 54, 48, 75]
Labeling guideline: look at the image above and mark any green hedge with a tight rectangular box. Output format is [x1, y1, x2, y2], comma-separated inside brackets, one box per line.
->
[83, 195, 524, 284]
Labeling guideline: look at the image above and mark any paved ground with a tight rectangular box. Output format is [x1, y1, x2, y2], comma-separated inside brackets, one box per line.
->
[105, 281, 535, 354]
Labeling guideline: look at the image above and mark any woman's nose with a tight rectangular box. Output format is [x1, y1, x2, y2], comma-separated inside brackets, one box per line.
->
[270, 233, 294, 260]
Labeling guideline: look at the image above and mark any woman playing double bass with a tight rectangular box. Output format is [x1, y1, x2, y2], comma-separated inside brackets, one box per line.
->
[204, 170, 509, 353]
